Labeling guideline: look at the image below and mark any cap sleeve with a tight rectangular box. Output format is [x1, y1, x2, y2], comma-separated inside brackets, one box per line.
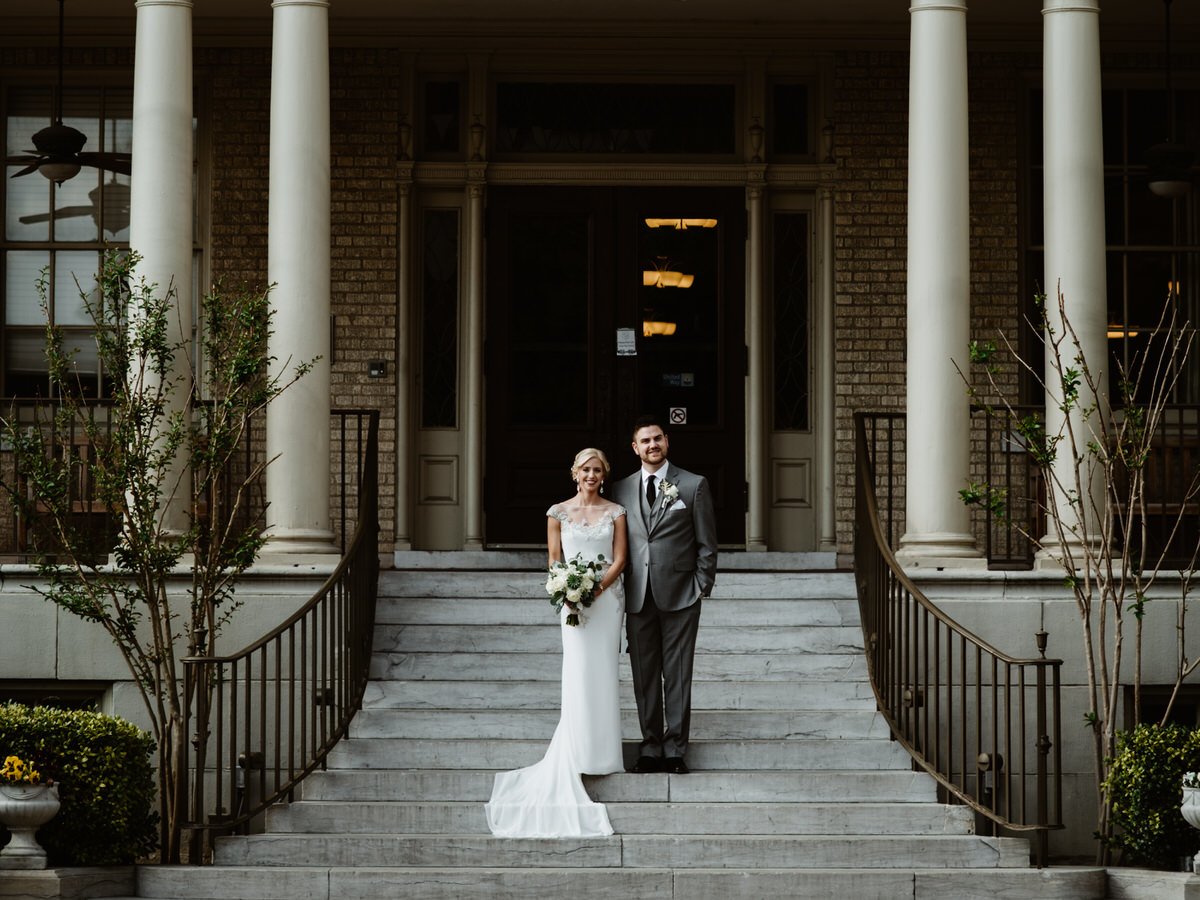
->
[612, 505, 627, 520]
[546, 504, 567, 523]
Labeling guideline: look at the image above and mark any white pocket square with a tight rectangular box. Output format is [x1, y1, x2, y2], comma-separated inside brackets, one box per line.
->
[669, 499, 688, 510]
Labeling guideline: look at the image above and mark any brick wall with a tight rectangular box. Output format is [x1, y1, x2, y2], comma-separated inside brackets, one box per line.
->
[201, 47, 401, 547]
[831, 49, 1030, 558]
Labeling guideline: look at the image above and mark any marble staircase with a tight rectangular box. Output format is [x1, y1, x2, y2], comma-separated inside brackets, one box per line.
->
[128, 565, 1107, 899]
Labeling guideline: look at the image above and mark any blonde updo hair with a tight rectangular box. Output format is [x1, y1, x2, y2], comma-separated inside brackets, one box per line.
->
[571, 448, 611, 481]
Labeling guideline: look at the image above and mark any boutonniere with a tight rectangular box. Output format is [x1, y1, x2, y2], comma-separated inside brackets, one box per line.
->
[660, 481, 680, 506]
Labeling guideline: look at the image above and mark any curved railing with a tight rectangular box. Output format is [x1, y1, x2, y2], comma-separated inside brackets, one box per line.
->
[183, 409, 380, 862]
[854, 411, 1063, 866]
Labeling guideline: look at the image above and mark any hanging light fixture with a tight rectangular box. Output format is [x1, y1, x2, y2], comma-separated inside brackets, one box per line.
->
[642, 320, 677, 337]
[643, 217, 718, 230]
[1147, 0, 1195, 197]
[642, 256, 695, 289]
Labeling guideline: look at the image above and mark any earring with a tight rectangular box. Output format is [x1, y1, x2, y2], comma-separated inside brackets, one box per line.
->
[600, 483, 605, 495]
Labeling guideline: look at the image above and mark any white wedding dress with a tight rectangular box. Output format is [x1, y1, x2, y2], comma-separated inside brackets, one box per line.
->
[484, 504, 626, 837]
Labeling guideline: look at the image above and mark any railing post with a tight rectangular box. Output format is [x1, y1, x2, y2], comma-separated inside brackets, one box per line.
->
[1035, 661, 1050, 868]
[187, 658, 208, 864]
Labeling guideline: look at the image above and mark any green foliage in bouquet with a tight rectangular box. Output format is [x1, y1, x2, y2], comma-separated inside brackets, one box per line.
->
[545, 553, 606, 626]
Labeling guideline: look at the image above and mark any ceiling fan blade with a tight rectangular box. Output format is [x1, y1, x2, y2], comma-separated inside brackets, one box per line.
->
[9, 163, 41, 178]
[5, 154, 41, 166]
[78, 152, 131, 176]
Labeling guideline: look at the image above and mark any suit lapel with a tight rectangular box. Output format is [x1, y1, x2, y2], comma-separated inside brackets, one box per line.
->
[626, 473, 649, 536]
[647, 465, 674, 534]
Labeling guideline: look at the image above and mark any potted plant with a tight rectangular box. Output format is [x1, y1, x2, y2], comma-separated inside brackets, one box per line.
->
[0, 754, 59, 869]
[1182, 772, 1200, 870]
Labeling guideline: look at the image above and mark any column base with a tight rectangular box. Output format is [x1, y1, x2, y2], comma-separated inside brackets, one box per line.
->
[896, 531, 986, 570]
[261, 527, 339, 557]
[1033, 533, 1104, 571]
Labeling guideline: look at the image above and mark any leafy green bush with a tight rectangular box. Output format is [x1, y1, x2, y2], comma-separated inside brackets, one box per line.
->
[1103, 722, 1200, 869]
[0, 703, 158, 864]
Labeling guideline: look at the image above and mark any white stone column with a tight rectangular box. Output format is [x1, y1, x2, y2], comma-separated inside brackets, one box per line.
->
[463, 179, 485, 550]
[817, 185, 837, 552]
[897, 0, 982, 566]
[746, 181, 768, 552]
[263, 0, 335, 555]
[129, 0, 193, 534]
[1040, 0, 1108, 562]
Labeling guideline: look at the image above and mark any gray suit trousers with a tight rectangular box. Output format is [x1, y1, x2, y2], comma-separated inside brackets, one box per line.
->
[626, 590, 702, 759]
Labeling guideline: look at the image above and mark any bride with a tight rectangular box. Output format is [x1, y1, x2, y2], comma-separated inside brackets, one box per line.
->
[485, 448, 627, 837]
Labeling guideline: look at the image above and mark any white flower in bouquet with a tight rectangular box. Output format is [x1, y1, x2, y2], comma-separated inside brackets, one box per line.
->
[546, 552, 608, 626]
[546, 568, 568, 594]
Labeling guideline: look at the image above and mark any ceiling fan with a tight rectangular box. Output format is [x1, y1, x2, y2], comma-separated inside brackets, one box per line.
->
[4, 0, 132, 185]
[18, 177, 130, 236]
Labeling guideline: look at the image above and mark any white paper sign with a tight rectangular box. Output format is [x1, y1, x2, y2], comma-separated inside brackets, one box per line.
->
[616, 328, 637, 356]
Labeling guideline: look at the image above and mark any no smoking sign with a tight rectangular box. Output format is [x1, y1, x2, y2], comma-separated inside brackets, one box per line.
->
[669, 407, 687, 425]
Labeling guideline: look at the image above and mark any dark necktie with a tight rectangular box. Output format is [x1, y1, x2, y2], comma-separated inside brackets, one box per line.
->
[646, 474, 657, 507]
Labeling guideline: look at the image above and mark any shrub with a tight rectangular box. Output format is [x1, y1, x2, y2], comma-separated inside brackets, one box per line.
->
[1103, 722, 1200, 869]
[0, 702, 158, 864]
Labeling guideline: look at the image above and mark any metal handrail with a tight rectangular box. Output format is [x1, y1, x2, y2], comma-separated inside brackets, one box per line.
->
[854, 411, 1064, 866]
[971, 403, 1200, 569]
[182, 408, 380, 863]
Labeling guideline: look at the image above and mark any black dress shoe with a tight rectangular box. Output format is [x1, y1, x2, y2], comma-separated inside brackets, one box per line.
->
[664, 756, 689, 774]
[630, 755, 663, 773]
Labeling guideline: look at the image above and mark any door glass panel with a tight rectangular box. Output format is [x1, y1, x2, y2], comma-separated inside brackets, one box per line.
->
[772, 212, 810, 431]
[508, 213, 590, 427]
[420, 208, 459, 428]
[637, 215, 720, 427]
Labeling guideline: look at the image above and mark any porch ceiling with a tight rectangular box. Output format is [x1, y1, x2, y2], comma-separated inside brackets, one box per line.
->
[0, 0, 1197, 45]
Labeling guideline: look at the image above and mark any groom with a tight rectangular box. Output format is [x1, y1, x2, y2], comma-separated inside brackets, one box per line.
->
[616, 415, 718, 775]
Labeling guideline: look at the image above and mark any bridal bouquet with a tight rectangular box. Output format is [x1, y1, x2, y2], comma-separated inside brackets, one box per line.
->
[546, 553, 607, 626]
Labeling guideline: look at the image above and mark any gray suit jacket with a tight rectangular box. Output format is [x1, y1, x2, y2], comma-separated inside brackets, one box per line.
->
[617, 463, 718, 614]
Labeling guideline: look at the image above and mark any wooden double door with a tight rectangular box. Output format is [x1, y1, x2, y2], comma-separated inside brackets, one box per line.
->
[485, 186, 746, 545]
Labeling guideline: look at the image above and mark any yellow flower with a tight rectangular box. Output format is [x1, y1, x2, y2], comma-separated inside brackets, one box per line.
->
[1, 754, 43, 785]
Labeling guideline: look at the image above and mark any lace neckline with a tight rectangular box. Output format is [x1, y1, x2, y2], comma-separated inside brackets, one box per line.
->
[548, 503, 626, 528]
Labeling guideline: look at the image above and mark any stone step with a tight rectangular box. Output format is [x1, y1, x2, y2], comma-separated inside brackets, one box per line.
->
[369, 648, 868, 681]
[264, 800, 976, 836]
[296, 768, 942, 804]
[379, 571, 857, 600]
[373, 624, 865, 654]
[361, 679, 875, 710]
[349, 708, 890, 740]
[374, 596, 860, 627]
[130, 865, 1107, 900]
[390, 549, 840, 572]
[325, 738, 912, 771]
[211, 833, 1031, 869]
[370, 651, 868, 682]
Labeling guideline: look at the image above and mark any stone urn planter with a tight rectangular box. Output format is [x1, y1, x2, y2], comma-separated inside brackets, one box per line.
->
[0, 783, 60, 869]
[1181, 773, 1200, 873]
